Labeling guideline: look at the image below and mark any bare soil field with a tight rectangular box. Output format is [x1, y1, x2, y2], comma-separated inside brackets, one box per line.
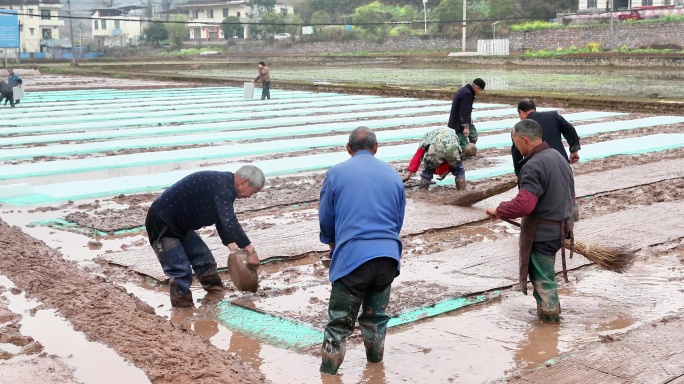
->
[1, 73, 683, 383]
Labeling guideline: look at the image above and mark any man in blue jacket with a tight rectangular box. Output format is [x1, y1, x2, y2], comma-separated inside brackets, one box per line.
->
[145, 165, 265, 307]
[447, 78, 485, 189]
[318, 126, 406, 375]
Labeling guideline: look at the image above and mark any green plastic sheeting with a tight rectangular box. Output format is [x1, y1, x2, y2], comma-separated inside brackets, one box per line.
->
[30, 219, 109, 237]
[0, 112, 627, 161]
[215, 302, 323, 349]
[4, 94, 371, 120]
[1, 104, 453, 135]
[0, 103, 526, 146]
[213, 291, 499, 349]
[13, 90, 329, 113]
[2, 133, 684, 205]
[9, 99, 442, 127]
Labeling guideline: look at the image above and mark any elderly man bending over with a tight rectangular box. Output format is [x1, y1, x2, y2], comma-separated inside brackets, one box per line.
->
[145, 165, 265, 307]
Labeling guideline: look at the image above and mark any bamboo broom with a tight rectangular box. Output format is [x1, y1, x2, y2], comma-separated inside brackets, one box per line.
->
[501, 218, 636, 273]
[446, 179, 518, 207]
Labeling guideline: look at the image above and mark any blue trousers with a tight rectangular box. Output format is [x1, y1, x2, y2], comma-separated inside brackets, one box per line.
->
[153, 230, 218, 298]
[420, 160, 465, 181]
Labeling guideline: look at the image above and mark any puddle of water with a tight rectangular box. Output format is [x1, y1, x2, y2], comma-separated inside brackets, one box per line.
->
[1, 275, 150, 384]
[0, 342, 22, 354]
[0, 200, 141, 266]
[596, 316, 636, 332]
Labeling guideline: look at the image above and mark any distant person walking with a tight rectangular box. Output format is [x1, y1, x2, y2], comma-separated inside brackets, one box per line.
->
[252, 61, 271, 100]
[318, 126, 406, 375]
[6, 68, 22, 105]
[447, 78, 486, 189]
[0, 80, 15, 107]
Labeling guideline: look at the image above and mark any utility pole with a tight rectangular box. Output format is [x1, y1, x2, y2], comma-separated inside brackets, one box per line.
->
[67, 0, 77, 65]
[423, 0, 428, 34]
[461, 0, 466, 51]
[16, 20, 21, 64]
[609, 0, 614, 51]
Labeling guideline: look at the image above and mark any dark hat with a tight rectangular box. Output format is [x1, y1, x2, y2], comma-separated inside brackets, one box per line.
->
[473, 78, 486, 90]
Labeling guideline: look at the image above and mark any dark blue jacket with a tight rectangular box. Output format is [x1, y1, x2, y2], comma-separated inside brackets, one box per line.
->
[447, 84, 476, 133]
[512, 111, 581, 177]
[7, 72, 22, 87]
[151, 171, 250, 247]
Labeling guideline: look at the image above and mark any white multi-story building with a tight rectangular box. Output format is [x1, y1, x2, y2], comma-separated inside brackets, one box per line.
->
[169, 0, 294, 41]
[0, 0, 63, 53]
[579, 0, 682, 11]
[91, 5, 146, 46]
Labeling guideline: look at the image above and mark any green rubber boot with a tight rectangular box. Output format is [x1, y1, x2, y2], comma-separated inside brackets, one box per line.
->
[529, 251, 561, 324]
[359, 285, 391, 363]
[320, 282, 363, 375]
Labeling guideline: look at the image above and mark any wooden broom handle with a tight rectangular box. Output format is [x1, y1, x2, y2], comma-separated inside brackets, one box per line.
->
[501, 218, 521, 227]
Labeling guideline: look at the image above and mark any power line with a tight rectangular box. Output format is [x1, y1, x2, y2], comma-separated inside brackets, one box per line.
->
[0, 9, 586, 28]
[0, 8, 640, 28]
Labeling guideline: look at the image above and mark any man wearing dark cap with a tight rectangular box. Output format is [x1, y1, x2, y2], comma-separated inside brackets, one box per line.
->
[447, 78, 486, 190]
[512, 99, 581, 221]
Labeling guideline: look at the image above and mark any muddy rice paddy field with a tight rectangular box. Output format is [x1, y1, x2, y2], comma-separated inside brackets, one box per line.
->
[1, 71, 683, 383]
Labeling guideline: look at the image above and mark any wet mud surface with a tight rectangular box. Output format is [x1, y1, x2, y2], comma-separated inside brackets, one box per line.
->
[0, 220, 264, 384]
[2, 74, 684, 383]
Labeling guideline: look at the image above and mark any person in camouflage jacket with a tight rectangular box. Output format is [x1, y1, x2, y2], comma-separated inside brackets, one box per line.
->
[401, 127, 465, 191]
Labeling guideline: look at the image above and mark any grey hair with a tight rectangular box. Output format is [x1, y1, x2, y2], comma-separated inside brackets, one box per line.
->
[513, 119, 542, 140]
[348, 126, 377, 152]
[235, 165, 265, 188]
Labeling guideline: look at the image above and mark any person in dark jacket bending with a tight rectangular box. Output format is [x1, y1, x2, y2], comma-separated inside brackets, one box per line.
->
[486, 119, 575, 324]
[512, 99, 581, 220]
[447, 78, 485, 189]
[511, 99, 581, 177]
[145, 166, 265, 307]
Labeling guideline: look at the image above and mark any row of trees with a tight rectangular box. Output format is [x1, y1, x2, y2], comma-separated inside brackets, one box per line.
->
[292, 0, 579, 28]
[142, 0, 580, 46]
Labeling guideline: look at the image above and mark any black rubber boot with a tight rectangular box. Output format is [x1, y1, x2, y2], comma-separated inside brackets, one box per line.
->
[418, 179, 430, 191]
[198, 273, 224, 292]
[169, 280, 193, 307]
[320, 282, 363, 375]
[359, 285, 391, 363]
